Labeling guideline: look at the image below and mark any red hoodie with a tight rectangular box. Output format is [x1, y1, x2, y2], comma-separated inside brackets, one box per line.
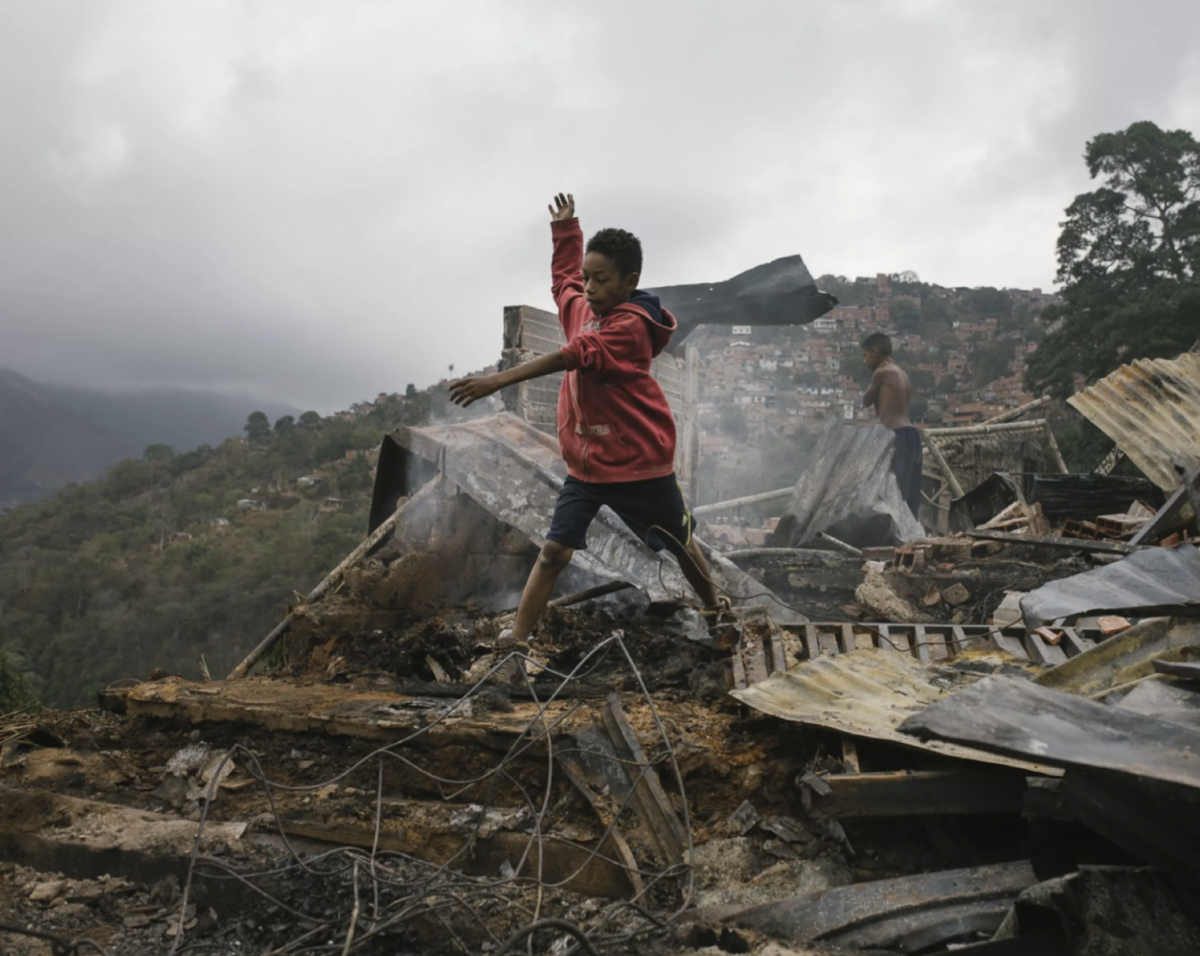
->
[551, 218, 678, 483]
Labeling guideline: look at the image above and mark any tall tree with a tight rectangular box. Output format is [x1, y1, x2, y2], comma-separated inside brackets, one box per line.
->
[244, 411, 272, 444]
[1027, 121, 1200, 398]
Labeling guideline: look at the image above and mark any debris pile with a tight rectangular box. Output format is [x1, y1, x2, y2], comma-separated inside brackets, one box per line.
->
[3, 350, 1200, 955]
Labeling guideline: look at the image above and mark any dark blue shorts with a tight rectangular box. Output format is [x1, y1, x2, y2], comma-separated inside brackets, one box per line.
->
[892, 426, 924, 520]
[547, 474, 696, 552]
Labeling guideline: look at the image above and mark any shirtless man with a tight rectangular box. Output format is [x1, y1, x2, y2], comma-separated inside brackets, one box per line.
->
[861, 332, 923, 520]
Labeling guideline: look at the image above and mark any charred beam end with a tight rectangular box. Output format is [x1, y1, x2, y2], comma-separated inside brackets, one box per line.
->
[812, 770, 1027, 817]
[965, 529, 1145, 554]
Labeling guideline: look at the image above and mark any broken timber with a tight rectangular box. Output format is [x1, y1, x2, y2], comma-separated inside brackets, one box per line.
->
[228, 476, 444, 679]
[965, 529, 1147, 554]
[772, 620, 1109, 670]
[726, 860, 1038, 951]
[808, 770, 1027, 817]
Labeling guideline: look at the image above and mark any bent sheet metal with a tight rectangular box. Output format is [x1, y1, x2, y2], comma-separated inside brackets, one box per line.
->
[730, 648, 1059, 774]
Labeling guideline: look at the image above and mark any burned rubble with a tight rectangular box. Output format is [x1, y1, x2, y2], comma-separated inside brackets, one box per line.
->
[3, 350, 1200, 956]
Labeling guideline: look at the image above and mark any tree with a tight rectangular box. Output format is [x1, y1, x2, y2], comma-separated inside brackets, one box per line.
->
[1027, 121, 1200, 398]
[960, 287, 1012, 317]
[936, 374, 958, 394]
[143, 443, 174, 462]
[298, 411, 322, 430]
[890, 297, 922, 330]
[405, 384, 418, 399]
[244, 411, 272, 444]
[274, 415, 295, 435]
[0, 651, 39, 713]
[971, 340, 1017, 385]
[921, 297, 950, 326]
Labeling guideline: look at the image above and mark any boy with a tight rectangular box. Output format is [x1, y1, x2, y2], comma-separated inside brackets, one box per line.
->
[449, 192, 727, 643]
[861, 332, 923, 520]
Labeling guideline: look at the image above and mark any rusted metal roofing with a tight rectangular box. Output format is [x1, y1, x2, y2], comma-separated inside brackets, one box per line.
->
[730, 648, 1060, 774]
[1068, 353, 1200, 491]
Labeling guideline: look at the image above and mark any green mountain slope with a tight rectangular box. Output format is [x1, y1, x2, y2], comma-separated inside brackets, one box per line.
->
[0, 395, 439, 708]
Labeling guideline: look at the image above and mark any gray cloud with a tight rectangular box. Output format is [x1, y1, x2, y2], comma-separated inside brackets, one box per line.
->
[2, 0, 1199, 411]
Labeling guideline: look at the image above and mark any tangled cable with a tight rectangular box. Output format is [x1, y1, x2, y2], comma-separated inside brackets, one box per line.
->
[165, 632, 693, 956]
[0, 920, 110, 955]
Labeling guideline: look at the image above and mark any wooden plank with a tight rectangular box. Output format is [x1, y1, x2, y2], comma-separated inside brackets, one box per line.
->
[1025, 630, 1069, 666]
[966, 529, 1144, 555]
[1059, 628, 1094, 657]
[743, 633, 770, 686]
[552, 740, 645, 898]
[602, 696, 689, 866]
[280, 819, 634, 899]
[875, 623, 893, 652]
[951, 625, 970, 654]
[887, 625, 912, 655]
[912, 625, 930, 664]
[803, 624, 820, 661]
[990, 631, 1030, 661]
[813, 770, 1027, 817]
[730, 647, 748, 690]
[817, 628, 840, 657]
[926, 626, 950, 661]
[839, 624, 856, 654]
[768, 627, 788, 676]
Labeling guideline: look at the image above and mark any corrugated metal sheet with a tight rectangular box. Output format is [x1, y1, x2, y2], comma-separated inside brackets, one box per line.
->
[730, 648, 1060, 774]
[1020, 545, 1200, 629]
[1068, 353, 1200, 491]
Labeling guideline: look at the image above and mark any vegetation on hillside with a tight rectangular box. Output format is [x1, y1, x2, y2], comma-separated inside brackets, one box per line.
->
[1027, 120, 1200, 398]
[0, 391, 451, 708]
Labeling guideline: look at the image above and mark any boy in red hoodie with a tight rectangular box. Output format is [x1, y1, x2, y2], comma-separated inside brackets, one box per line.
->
[449, 192, 723, 642]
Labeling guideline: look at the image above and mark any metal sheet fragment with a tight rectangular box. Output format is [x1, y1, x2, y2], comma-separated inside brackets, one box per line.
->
[730, 649, 1058, 774]
[1067, 352, 1200, 492]
[1019, 546, 1200, 629]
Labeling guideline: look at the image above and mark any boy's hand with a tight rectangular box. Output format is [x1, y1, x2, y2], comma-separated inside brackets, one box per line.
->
[548, 192, 575, 221]
[448, 374, 503, 407]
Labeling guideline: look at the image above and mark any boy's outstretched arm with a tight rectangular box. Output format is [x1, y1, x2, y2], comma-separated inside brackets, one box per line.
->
[448, 350, 568, 407]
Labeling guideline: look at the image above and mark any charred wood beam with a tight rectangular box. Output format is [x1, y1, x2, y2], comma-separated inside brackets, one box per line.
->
[811, 770, 1027, 817]
[965, 529, 1147, 554]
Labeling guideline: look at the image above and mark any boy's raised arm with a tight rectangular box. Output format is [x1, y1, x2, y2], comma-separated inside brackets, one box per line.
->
[548, 192, 586, 323]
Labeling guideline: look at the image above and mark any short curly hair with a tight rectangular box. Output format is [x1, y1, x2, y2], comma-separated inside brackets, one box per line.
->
[586, 228, 643, 279]
[861, 332, 893, 356]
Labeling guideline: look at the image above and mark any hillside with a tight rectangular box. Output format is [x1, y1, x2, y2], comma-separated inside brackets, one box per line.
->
[0, 386, 479, 709]
[687, 278, 1070, 502]
[0, 368, 298, 509]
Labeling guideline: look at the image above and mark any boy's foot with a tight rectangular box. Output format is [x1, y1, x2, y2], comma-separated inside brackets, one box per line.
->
[701, 597, 742, 648]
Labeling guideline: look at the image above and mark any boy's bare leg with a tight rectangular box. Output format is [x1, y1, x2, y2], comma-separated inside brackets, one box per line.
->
[664, 535, 721, 609]
[508, 541, 575, 642]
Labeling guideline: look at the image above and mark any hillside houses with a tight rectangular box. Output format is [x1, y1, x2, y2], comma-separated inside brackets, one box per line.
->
[692, 281, 1059, 478]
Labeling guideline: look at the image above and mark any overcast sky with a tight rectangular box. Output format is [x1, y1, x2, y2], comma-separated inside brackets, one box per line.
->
[3, 0, 1199, 411]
